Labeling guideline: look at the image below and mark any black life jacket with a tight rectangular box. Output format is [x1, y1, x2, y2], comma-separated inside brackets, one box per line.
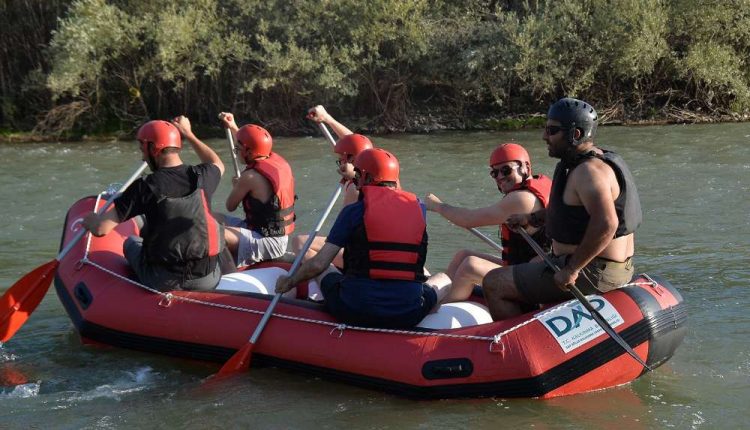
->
[143, 171, 224, 274]
[241, 152, 296, 237]
[343, 186, 428, 282]
[546, 150, 642, 245]
[499, 174, 552, 264]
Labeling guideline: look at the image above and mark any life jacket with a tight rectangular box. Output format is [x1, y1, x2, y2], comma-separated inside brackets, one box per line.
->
[343, 186, 428, 282]
[242, 152, 296, 237]
[499, 174, 553, 265]
[143, 171, 224, 275]
[546, 150, 642, 245]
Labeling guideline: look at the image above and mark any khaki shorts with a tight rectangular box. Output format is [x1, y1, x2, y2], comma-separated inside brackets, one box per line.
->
[513, 254, 635, 304]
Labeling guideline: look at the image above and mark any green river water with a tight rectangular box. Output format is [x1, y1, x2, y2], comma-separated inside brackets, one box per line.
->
[0, 123, 748, 428]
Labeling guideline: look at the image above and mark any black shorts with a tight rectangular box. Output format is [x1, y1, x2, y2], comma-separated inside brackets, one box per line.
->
[320, 273, 437, 329]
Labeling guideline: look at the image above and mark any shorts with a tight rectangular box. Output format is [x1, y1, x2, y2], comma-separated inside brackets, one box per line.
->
[224, 215, 288, 267]
[320, 273, 438, 329]
[512, 254, 635, 304]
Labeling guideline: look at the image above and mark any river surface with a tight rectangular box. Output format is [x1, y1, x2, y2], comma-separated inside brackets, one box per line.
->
[0, 124, 748, 428]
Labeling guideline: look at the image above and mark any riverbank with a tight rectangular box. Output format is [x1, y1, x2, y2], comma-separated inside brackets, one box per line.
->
[2, 108, 749, 144]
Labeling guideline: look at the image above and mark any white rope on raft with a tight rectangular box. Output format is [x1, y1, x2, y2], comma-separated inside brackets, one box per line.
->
[74, 192, 657, 351]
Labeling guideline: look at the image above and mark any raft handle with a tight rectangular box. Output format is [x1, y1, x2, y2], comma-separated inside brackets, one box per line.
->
[422, 358, 473, 380]
[73, 282, 93, 310]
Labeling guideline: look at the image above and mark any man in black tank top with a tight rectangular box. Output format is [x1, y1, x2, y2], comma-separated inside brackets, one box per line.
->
[82, 116, 227, 292]
[480, 98, 642, 321]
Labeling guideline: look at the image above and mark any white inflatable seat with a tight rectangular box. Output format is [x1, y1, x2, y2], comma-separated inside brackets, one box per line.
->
[216, 267, 288, 295]
[215, 266, 323, 301]
[417, 302, 493, 329]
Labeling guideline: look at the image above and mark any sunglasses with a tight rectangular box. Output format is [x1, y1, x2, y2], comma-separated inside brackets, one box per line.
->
[490, 165, 515, 179]
[545, 125, 568, 135]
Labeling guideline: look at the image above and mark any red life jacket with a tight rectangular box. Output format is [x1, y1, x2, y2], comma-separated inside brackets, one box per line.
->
[242, 152, 296, 237]
[499, 174, 552, 265]
[144, 172, 224, 271]
[343, 186, 428, 282]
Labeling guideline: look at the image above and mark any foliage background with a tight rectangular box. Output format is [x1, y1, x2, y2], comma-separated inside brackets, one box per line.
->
[2, 0, 750, 137]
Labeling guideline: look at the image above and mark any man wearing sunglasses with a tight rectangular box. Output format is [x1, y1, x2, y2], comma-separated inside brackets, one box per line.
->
[482, 97, 642, 321]
[217, 113, 296, 268]
[423, 143, 552, 304]
[291, 105, 375, 269]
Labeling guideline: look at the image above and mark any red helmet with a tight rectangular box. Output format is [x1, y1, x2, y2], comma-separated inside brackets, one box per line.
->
[489, 143, 531, 172]
[137, 120, 181, 157]
[335, 134, 373, 157]
[237, 124, 272, 159]
[354, 148, 400, 184]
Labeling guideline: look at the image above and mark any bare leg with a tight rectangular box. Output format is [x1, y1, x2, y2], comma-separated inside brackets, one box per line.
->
[482, 266, 526, 321]
[424, 272, 452, 311]
[444, 256, 502, 303]
[224, 227, 241, 263]
[291, 234, 328, 262]
[445, 249, 473, 279]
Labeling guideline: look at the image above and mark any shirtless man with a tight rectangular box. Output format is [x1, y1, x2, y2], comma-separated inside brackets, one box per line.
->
[482, 98, 642, 321]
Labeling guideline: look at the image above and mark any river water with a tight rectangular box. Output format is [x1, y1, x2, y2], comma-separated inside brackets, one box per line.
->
[0, 123, 748, 428]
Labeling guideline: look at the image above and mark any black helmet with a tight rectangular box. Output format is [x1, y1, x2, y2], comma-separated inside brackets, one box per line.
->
[547, 97, 598, 146]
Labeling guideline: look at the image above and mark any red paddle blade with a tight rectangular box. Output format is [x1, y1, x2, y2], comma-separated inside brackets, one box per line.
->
[0, 259, 58, 342]
[217, 342, 254, 376]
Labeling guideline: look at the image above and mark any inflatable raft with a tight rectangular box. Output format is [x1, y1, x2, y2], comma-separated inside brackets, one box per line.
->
[54, 196, 686, 399]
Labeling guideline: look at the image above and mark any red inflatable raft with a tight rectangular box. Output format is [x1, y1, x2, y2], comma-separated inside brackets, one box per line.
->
[54, 196, 686, 399]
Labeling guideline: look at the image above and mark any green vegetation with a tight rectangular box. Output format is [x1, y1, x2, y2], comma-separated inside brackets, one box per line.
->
[2, 0, 750, 139]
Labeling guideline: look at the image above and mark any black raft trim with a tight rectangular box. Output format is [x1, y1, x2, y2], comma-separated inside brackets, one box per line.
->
[54, 274, 686, 398]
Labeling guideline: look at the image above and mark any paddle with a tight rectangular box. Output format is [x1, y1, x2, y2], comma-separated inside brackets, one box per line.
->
[218, 113, 242, 178]
[0, 161, 149, 342]
[469, 226, 651, 371]
[215, 182, 344, 375]
[214, 121, 342, 375]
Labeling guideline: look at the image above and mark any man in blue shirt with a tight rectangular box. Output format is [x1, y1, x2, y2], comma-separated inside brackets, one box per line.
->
[276, 148, 447, 328]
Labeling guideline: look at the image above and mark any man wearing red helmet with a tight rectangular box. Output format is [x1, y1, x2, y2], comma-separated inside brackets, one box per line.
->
[483, 98, 642, 321]
[82, 116, 226, 291]
[291, 105, 375, 267]
[218, 113, 296, 268]
[306, 105, 373, 205]
[424, 143, 552, 303]
[275, 148, 447, 328]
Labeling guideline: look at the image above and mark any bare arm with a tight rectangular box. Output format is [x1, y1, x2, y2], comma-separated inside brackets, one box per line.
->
[307, 105, 353, 139]
[424, 192, 537, 228]
[275, 243, 341, 293]
[225, 170, 257, 211]
[172, 115, 225, 176]
[81, 208, 121, 237]
[342, 182, 359, 206]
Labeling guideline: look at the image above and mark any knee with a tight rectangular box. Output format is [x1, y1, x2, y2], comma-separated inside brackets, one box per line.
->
[462, 256, 486, 273]
[482, 267, 513, 295]
[453, 248, 473, 262]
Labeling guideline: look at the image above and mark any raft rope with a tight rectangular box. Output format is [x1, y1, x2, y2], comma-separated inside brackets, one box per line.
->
[75, 192, 658, 352]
